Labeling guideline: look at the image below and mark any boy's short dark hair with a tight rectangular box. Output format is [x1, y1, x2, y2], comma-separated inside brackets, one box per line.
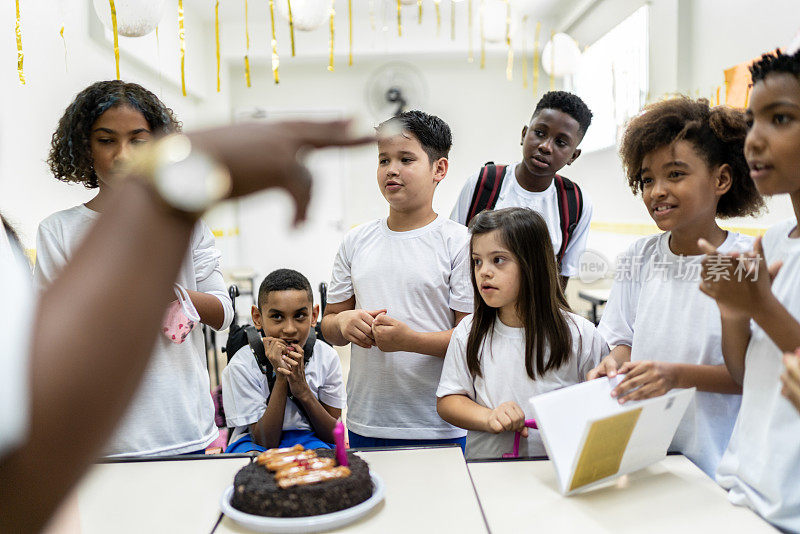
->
[532, 91, 593, 138]
[378, 110, 452, 163]
[750, 49, 800, 83]
[257, 269, 313, 310]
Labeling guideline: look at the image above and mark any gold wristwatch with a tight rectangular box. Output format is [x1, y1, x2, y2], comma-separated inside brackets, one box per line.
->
[126, 134, 232, 218]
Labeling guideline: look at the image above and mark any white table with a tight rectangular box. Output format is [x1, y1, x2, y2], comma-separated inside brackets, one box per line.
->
[45, 456, 251, 534]
[214, 446, 488, 533]
[467, 455, 777, 533]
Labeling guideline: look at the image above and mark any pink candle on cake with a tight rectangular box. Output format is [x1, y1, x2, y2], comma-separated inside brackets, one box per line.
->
[333, 420, 348, 466]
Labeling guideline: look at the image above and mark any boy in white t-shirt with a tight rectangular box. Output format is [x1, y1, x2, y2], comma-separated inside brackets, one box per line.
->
[450, 91, 594, 286]
[322, 110, 473, 450]
[223, 269, 345, 452]
[698, 49, 800, 532]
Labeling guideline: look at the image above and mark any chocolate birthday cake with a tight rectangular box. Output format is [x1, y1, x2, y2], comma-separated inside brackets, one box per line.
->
[231, 445, 374, 517]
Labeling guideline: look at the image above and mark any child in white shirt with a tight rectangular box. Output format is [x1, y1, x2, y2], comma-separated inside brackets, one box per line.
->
[223, 269, 345, 452]
[698, 49, 800, 532]
[322, 111, 473, 449]
[437, 207, 608, 459]
[588, 97, 764, 476]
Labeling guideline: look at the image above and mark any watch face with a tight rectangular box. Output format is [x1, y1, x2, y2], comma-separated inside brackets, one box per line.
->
[157, 150, 231, 212]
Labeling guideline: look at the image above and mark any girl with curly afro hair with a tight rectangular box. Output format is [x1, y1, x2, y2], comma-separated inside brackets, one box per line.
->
[34, 81, 234, 457]
[587, 97, 763, 478]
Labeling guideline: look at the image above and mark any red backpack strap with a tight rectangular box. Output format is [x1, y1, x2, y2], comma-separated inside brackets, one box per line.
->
[466, 162, 507, 225]
[554, 175, 583, 269]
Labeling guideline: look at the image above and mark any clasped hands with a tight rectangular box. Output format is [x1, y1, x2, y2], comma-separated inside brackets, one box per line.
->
[262, 337, 311, 400]
[337, 308, 414, 352]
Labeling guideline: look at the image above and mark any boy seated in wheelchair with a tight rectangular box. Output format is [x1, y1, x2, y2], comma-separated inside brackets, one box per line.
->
[222, 269, 345, 452]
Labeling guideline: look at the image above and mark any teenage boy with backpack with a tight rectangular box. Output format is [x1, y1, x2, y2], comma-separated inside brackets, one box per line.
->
[222, 269, 344, 452]
[450, 91, 594, 288]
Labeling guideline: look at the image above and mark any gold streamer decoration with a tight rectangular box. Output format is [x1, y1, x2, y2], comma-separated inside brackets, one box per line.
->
[504, 0, 512, 81]
[549, 29, 555, 90]
[418, 0, 422, 23]
[244, 0, 251, 87]
[328, 0, 335, 72]
[60, 25, 68, 73]
[348, 0, 353, 66]
[715, 86, 721, 106]
[522, 16, 528, 88]
[369, 0, 376, 30]
[287, 0, 296, 56]
[109, 0, 120, 80]
[435, 1, 442, 37]
[215, 0, 221, 92]
[468, 0, 474, 63]
[479, 0, 485, 69]
[533, 21, 541, 96]
[15, 0, 25, 84]
[397, 0, 402, 37]
[451, 0, 456, 41]
[268, 0, 280, 83]
[178, 0, 187, 96]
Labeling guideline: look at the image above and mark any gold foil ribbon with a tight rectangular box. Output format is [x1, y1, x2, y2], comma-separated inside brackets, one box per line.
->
[348, 0, 353, 66]
[533, 21, 541, 96]
[479, 0, 485, 69]
[435, 1, 441, 37]
[15, 0, 24, 84]
[269, 0, 280, 83]
[109, 0, 120, 80]
[522, 16, 528, 88]
[60, 25, 68, 73]
[244, 0, 251, 87]
[468, 0, 474, 63]
[418, 0, 422, 23]
[215, 0, 221, 92]
[287, 0, 296, 56]
[505, 0, 512, 81]
[178, 0, 187, 96]
[397, 0, 402, 37]
[328, 0, 335, 72]
[549, 29, 555, 90]
[450, 0, 455, 41]
[715, 86, 721, 106]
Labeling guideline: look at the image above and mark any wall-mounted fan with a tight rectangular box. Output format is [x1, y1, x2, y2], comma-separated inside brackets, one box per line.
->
[366, 62, 428, 121]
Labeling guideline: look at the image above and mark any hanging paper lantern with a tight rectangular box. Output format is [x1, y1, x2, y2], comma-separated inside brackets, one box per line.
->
[481, 0, 509, 44]
[277, 0, 330, 31]
[92, 0, 166, 37]
[541, 33, 582, 77]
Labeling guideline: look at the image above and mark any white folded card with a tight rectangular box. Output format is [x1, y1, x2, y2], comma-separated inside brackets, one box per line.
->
[530, 376, 695, 495]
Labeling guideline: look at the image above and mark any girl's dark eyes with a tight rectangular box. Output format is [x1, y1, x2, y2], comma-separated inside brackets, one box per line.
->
[641, 177, 653, 186]
[774, 114, 791, 125]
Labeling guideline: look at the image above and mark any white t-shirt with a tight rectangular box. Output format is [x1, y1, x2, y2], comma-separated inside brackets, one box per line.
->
[449, 163, 593, 277]
[598, 231, 752, 477]
[34, 204, 234, 456]
[222, 339, 346, 443]
[716, 219, 800, 532]
[0, 224, 33, 458]
[328, 215, 473, 439]
[437, 313, 608, 459]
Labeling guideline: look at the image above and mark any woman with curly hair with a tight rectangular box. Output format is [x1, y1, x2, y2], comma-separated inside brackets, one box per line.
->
[33, 80, 233, 457]
[585, 96, 764, 477]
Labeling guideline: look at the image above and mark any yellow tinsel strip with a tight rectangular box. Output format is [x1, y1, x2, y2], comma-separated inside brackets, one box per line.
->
[468, 0, 474, 63]
[268, 0, 280, 83]
[109, 0, 120, 80]
[15, 0, 24, 84]
[348, 0, 353, 66]
[244, 0, 251, 87]
[522, 17, 528, 88]
[533, 21, 541, 96]
[549, 29, 555, 90]
[328, 0, 335, 72]
[505, 0, 512, 81]
[178, 0, 187, 96]
[397, 0, 402, 37]
[418, 0, 422, 23]
[215, 1, 221, 92]
[451, 0, 456, 41]
[479, 0, 485, 69]
[287, 0, 296, 56]
[435, 1, 441, 37]
[60, 25, 68, 73]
